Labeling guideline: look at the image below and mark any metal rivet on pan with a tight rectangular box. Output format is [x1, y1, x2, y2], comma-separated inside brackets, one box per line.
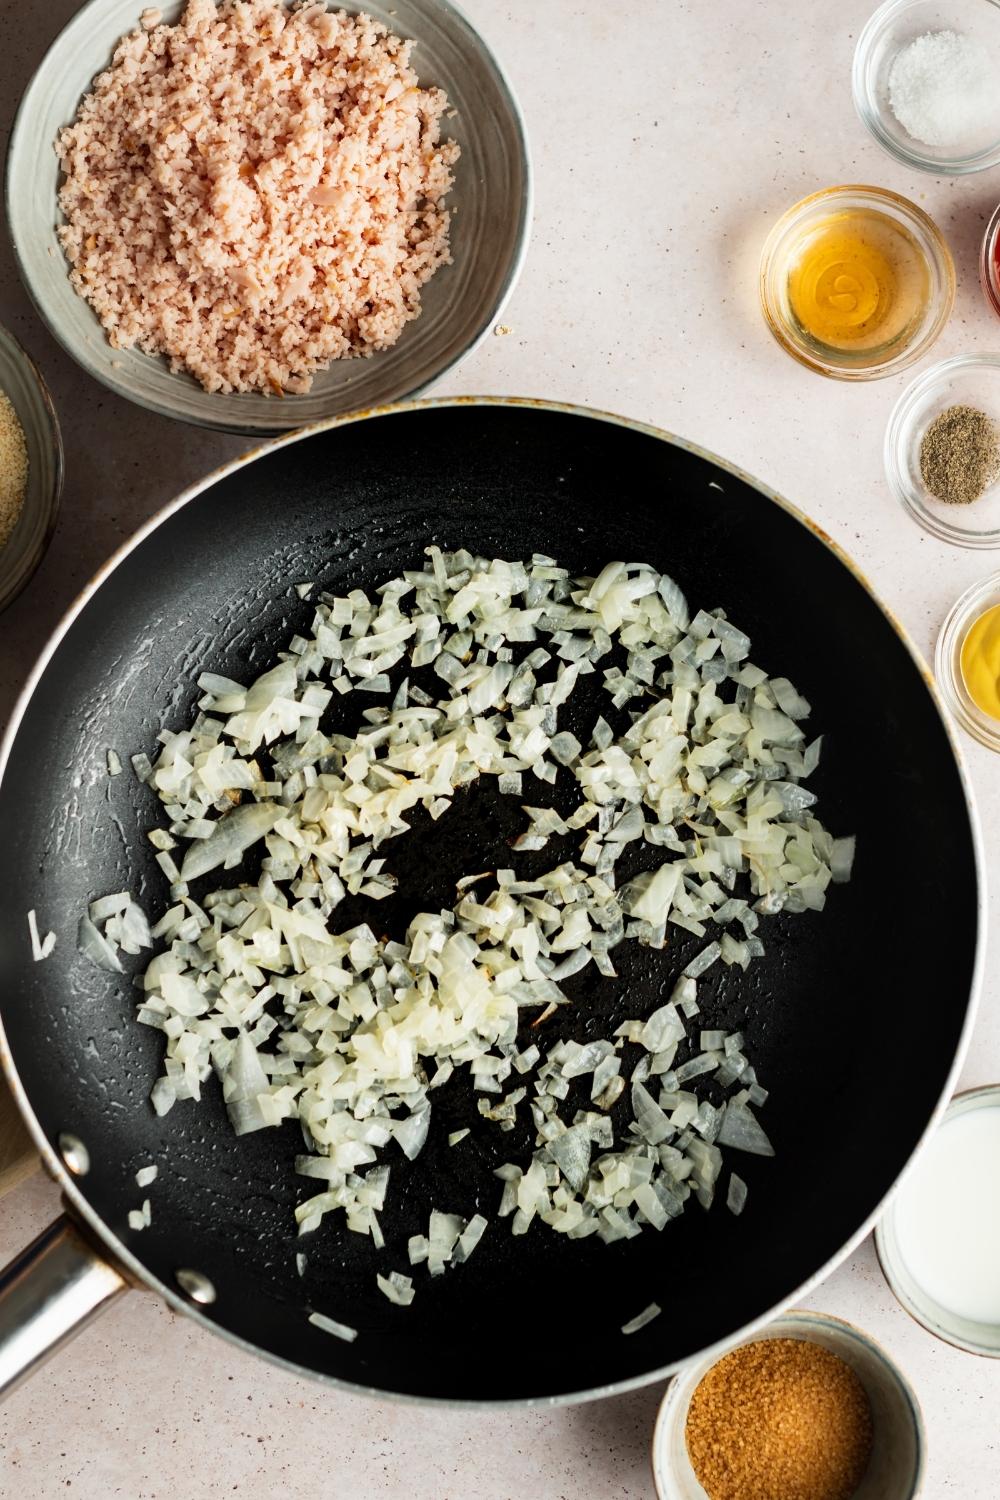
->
[57, 1133, 91, 1177]
[175, 1268, 216, 1306]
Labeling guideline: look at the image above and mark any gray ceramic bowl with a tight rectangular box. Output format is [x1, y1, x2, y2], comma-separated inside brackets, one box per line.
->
[0, 324, 63, 613]
[6, 0, 530, 436]
[652, 1310, 925, 1500]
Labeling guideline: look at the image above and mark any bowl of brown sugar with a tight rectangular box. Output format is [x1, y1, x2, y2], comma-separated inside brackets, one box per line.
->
[652, 1309, 924, 1500]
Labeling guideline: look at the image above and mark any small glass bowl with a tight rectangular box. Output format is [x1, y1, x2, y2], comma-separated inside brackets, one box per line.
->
[759, 185, 954, 380]
[651, 1310, 924, 1500]
[980, 201, 1000, 319]
[935, 570, 1000, 749]
[853, 0, 1000, 175]
[876, 1086, 1000, 1356]
[886, 354, 1000, 548]
[0, 322, 62, 611]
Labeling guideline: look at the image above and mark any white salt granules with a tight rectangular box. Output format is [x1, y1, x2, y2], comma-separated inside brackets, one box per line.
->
[888, 29, 1000, 150]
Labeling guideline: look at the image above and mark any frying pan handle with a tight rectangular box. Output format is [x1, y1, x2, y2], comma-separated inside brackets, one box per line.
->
[0, 1215, 126, 1401]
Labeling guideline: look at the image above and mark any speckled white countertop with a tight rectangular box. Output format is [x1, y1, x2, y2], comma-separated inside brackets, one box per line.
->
[2, 1, 999, 1494]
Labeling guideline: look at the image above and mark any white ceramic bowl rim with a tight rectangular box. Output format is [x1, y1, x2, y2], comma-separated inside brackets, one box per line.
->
[651, 1308, 926, 1500]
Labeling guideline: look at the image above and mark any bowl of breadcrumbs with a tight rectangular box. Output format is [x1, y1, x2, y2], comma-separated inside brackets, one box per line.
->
[0, 324, 63, 612]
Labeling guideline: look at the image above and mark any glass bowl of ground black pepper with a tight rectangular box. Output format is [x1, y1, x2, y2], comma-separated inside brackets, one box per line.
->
[886, 353, 1000, 547]
[651, 1309, 925, 1500]
[0, 322, 62, 610]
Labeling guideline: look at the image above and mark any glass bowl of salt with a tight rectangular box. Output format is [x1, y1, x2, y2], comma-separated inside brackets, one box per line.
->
[885, 354, 1000, 547]
[853, 0, 1000, 174]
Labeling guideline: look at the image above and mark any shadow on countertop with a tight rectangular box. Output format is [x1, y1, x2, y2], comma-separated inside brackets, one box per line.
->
[565, 1379, 668, 1498]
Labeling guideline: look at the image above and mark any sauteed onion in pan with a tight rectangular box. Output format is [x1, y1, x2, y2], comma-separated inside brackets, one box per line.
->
[80, 549, 853, 1288]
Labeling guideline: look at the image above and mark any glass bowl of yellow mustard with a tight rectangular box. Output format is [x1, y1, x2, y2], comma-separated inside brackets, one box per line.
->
[936, 570, 1000, 750]
[759, 185, 954, 380]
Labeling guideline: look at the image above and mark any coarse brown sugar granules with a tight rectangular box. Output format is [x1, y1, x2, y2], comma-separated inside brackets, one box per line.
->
[685, 1336, 874, 1500]
[0, 390, 28, 552]
[919, 403, 1000, 506]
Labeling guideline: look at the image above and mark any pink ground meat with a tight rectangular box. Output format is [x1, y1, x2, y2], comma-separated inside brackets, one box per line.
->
[56, 0, 458, 395]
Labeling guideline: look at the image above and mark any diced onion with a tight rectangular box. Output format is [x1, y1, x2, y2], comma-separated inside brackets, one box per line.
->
[621, 1302, 661, 1335]
[27, 910, 56, 962]
[308, 1310, 358, 1342]
[376, 1270, 415, 1305]
[112, 549, 851, 1289]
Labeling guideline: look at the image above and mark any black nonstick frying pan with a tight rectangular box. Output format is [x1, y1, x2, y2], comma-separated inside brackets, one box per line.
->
[0, 400, 982, 1404]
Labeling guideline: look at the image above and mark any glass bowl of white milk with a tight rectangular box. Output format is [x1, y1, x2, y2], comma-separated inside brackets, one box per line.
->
[876, 1085, 1000, 1356]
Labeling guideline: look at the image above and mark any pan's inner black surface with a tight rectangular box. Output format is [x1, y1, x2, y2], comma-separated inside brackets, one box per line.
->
[0, 406, 978, 1400]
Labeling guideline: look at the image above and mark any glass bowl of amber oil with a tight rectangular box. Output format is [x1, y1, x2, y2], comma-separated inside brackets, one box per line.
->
[936, 570, 1000, 751]
[759, 185, 954, 380]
